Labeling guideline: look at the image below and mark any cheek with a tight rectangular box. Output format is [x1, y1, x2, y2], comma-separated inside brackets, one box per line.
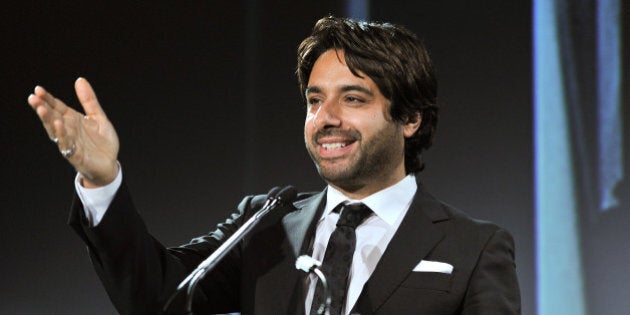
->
[305, 112, 315, 124]
[304, 114, 314, 132]
[304, 117, 315, 142]
[357, 111, 387, 131]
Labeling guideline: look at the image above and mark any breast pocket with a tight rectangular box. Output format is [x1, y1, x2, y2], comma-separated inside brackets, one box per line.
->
[399, 271, 453, 292]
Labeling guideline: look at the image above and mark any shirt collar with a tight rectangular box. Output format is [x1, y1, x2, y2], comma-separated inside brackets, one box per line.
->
[323, 174, 418, 226]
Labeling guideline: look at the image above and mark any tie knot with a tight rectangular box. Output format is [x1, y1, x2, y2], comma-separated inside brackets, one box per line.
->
[336, 203, 372, 229]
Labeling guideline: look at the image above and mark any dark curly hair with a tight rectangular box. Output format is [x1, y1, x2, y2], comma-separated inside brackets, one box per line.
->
[297, 16, 439, 173]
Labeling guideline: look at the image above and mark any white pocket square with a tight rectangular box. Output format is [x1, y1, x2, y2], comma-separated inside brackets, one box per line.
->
[413, 260, 454, 274]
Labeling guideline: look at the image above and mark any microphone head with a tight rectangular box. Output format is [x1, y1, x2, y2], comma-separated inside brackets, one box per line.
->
[266, 186, 281, 199]
[295, 255, 321, 272]
[276, 185, 297, 204]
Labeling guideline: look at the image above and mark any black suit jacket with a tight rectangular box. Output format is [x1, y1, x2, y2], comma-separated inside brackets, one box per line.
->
[69, 177, 520, 314]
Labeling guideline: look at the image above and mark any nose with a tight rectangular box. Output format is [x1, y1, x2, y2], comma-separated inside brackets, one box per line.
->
[312, 100, 341, 129]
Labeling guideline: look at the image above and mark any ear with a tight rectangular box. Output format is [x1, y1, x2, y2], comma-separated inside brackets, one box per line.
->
[403, 113, 422, 138]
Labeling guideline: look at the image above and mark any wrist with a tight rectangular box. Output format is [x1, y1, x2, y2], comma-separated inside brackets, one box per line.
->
[81, 162, 120, 188]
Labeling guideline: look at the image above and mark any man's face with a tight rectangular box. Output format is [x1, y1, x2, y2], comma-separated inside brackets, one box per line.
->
[304, 49, 420, 196]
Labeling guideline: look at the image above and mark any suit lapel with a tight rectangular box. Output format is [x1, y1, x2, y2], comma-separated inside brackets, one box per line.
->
[251, 190, 326, 314]
[282, 190, 327, 256]
[278, 191, 326, 314]
[360, 183, 450, 313]
[279, 183, 450, 313]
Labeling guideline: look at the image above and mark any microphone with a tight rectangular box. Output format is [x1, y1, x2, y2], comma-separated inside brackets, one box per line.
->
[295, 255, 321, 272]
[295, 255, 330, 315]
[164, 185, 298, 314]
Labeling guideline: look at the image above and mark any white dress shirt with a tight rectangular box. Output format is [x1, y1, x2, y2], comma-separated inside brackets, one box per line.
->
[305, 175, 417, 315]
[75, 165, 123, 226]
[75, 169, 418, 314]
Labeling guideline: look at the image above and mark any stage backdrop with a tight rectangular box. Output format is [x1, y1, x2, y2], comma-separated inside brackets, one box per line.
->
[2, 1, 628, 314]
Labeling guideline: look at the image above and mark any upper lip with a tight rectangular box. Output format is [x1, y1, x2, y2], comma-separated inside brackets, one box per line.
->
[317, 136, 353, 145]
[314, 130, 360, 145]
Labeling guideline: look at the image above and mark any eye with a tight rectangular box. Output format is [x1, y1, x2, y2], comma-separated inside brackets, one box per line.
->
[342, 95, 366, 106]
[308, 97, 322, 105]
[307, 97, 322, 109]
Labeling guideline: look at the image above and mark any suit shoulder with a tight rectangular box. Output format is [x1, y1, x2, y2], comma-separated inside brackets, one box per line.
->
[296, 191, 321, 201]
[446, 203, 501, 228]
[431, 199, 513, 244]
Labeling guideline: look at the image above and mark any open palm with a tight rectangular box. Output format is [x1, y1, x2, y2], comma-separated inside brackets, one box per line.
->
[27, 78, 120, 187]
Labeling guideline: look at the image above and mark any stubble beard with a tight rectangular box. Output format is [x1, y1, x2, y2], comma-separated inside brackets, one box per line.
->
[307, 126, 404, 193]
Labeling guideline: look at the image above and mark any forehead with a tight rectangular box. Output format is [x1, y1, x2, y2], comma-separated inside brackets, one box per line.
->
[307, 49, 378, 94]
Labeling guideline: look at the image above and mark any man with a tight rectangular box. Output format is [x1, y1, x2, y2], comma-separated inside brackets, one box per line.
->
[27, 16, 520, 314]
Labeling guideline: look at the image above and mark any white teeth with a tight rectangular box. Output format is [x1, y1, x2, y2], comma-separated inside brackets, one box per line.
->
[322, 143, 346, 150]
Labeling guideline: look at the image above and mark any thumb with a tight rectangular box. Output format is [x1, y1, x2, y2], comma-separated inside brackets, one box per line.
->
[74, 77, 107, 118]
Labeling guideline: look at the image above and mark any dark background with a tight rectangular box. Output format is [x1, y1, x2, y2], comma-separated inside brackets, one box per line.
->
[1, 1, 626, 314]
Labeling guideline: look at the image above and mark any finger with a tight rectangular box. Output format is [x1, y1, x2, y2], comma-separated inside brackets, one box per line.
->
[74, 77, 106, 117]
[34, 86, 56, 107]
[27, 92, 51, 114]
[34, 85, 71, 115]
[54, 119, 77, 160]
[29, 93, 58, 140]
[35, 103, 57, 138]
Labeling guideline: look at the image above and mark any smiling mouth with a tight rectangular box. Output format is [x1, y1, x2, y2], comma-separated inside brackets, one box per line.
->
[313, 129, 361, 153]
[321, 142, 348, 150]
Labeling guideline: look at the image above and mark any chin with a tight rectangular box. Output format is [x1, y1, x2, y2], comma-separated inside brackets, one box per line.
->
[317, 165, 363, 187]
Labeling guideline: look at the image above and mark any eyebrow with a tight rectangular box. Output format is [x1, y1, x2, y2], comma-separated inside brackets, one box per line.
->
[305, 85, 374, 97]
[304, 86, 322, 95]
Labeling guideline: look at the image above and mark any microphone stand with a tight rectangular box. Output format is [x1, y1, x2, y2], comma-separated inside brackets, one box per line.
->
[163, 186, 295, 314]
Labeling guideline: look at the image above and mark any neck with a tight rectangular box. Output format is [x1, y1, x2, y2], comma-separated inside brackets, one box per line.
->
[328, 169, 408, 200]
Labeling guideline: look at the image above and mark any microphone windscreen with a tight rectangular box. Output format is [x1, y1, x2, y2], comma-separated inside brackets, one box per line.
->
[277, 185, 297, 203]
[266, 186, 281, 199]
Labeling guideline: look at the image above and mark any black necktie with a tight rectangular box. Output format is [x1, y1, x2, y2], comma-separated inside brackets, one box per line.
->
[311, 203, 373, 315]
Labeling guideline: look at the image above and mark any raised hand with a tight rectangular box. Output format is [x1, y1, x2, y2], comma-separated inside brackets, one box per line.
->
[27, 78, 120, 188]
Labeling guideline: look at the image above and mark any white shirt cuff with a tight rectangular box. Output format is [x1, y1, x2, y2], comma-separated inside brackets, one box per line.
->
[74, 163, 123, 227]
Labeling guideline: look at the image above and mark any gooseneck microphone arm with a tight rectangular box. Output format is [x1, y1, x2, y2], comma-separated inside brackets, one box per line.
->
[295, 255, 331, 315]
[163, 186, 297, 314]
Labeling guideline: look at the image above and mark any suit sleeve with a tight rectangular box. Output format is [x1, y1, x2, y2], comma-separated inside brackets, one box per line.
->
[461, 228, 521, 314]
[68, 180, 259, 314]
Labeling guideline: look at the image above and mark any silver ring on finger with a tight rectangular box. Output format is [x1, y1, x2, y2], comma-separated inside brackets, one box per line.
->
[51, 137, 59, 144]
[61, 143, 76, 158]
